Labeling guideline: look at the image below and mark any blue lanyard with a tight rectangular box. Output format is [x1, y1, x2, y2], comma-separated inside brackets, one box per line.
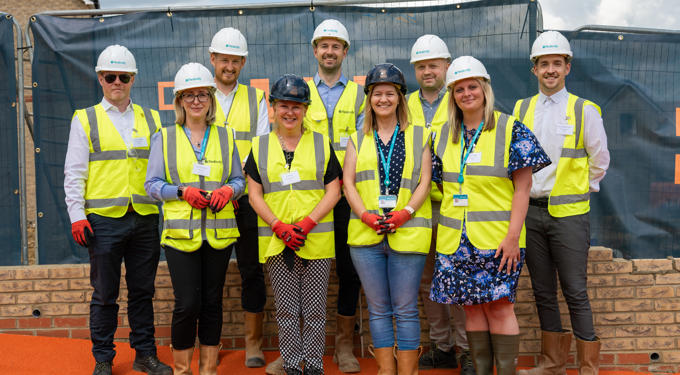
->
[197, 127, 211, 162]
[374, 125, 399, 194]
[458, 121, 484, 184]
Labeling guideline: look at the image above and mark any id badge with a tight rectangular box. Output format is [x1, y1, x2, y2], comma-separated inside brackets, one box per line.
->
[453, 194, 469, 207]
[192, 162, 211, 177]
[339, 137, 349, 148]
[556, 124, 573, 135]
[378, 195, 398, 208]
[466, 152, 482, 164]
[132, 137, 148, 148]
[280, 170, 301, 186]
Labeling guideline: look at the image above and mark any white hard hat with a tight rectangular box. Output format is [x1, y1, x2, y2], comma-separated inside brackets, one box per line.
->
[209, 27, 248, 56]
[530, 30, 572, 61]
[410, 34, 451, 64]
[446, 56, 490, 87]
[311, 19, 350, 48]
[95, 45, 137, 74]
[173, 62, 217, 95]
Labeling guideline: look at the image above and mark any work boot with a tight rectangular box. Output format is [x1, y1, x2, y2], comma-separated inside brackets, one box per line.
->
[466, 331, 493, 375]
[576, 337, 601, 375]
[458, 349, 477, 375]
[333, 314, 361, 373]
[519, 330, 571, 375]
[396, 346, 422, 375]
[266, 355, 286, 375]
[92, 361, 112, 375]
[418, 344, 457, 369]
[198, 344, 220, 375]
[172, 346, 194, 375]
[369, 345, 397, 375]
[133, 354, 173, 375]
[245, 311, 266, 367]
[491, 334, 519, 375]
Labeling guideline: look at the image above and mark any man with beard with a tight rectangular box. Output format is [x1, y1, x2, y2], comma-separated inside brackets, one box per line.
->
[265, 18, 365, 375]
[513, 30, 609, 375]
[407, 34, 475, 375]
[208, 27, 270, 368]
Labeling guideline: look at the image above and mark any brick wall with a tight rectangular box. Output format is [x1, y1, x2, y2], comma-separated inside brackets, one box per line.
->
[0, 246, 678, 372]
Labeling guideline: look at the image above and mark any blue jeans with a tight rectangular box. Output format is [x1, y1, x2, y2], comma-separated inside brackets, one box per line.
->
[350, 239, 426, 350]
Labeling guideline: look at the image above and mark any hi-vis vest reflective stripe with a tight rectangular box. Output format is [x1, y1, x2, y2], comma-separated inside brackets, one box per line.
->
[348, 125, 432, 253]
[160, 124, 239, 252]
[75, 103, 160, 218]
[304, 80, 365, 167]
[214, 84, 265, 162]
[252, 131, 334, 263]
[407, 90, 450, 202]
[513, 93, 598, 217]
[434, 111, 526, 253]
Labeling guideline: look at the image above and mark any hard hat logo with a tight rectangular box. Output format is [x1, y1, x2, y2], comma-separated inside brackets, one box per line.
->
[415, 50, 430, 55]
[455, 68, 472, 75]
[185, 77, 202, 82]
[224, 44, 241, 49]
[542, 44, 559, 49]
[323, 28, 338, 33]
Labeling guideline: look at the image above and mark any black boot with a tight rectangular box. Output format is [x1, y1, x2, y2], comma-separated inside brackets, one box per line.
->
[92, 361, 112, 375]
[133, 354, 173, 375]
[418, 344, 458, 369]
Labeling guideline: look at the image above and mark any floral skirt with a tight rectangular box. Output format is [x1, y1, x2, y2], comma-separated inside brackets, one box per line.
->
[430, 224, 525, 305]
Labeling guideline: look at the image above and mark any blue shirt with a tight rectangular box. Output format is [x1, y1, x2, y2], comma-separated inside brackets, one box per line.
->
[418, 87, 447, 127]
[313, 73, 365, 131]
[144, 126, 245, 201]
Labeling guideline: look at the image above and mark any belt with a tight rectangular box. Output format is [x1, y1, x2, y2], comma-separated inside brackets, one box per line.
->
[529, 197, 549, 208]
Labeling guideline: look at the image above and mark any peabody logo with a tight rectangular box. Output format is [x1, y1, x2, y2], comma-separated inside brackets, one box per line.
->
[109, 60, 126, 65]
[416, 50, 430, 55]
[323, 28, 339, 33]
[542, 44, 559, 49]
[225, 44, 240, 49]
[185, 77, 201, 82]
[455, 68, 471, 75]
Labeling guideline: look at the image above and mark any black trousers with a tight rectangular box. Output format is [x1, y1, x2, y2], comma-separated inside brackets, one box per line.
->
[165, 242, 233, 350]
[87, 212, 160, 362]
[334, 196, 362, 317]
[525, 205, 596, 340]
[234, 196, 266, 313]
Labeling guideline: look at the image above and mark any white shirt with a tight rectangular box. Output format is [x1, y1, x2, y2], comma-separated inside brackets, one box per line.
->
[530, 87, 610, 198]
[64, 98, 135, 223]
[215, 81, 270, 137]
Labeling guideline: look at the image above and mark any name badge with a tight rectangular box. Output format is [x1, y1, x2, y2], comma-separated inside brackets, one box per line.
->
[339, 137, 349, 148]
[453, 194, 469, 207]
[280, 170, 301, 186]
[192, 162, 211, 177]
[132, 137, 148, 148]
[466, 152, 482, 164]
[378, 195, 398, 208]
[557, 124, 573, 135]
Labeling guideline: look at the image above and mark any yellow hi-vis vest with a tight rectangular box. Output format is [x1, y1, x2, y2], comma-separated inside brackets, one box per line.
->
[160, 124, 239, 252]
[214, 83, 265, 163]
[434, 111, 525, 253]
[513, 93, 599, 217]
[251, 131, 335, 263]
[407, 90, 450, 202]
[347, 125, 433, 254]
[303, 80, 366, 167]
[74, 103, 160, 217]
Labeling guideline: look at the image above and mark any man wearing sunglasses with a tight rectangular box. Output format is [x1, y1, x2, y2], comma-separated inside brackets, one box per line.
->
[64, 44, 172, 375]
[208, 27, 270, 369]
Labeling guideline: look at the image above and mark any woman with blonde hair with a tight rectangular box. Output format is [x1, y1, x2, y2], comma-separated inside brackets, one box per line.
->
[145, 62, 244, 374]
[343, 63, 432, 375]
[429, 56, 549, 375]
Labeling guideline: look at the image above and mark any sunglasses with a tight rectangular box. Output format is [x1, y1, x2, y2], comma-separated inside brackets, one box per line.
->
[103, 73, 132, 84]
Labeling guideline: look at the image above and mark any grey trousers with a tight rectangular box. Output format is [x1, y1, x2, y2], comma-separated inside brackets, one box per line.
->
[525, 204, 596, 340]
[420, 201, 468, 352]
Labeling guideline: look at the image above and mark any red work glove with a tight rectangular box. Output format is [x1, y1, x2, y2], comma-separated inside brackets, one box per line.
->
[384, 209, 411, 230]
[209, 185, 234, 213]
[294, 216, 317, 237]
[361, 211, 383, 232]
[71, 219, 93, 247]
[183, 186, 210, 209]
[272, 220, 306, 250]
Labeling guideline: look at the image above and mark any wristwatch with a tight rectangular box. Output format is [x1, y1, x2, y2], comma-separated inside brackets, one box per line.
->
[177, 186, 183, 198]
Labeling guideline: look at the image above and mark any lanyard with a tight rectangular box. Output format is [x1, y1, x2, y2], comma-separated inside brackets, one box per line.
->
[374, 125, 399, 194]
[197, 127, 211, 162]
[458, 121, 484, 185]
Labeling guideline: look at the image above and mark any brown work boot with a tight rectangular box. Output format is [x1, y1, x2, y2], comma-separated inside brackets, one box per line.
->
[172, 346, 194, 375]
[244, 311, 266, 367]
[491, 333, 519, 375]
[198, 344, 219, 375]
[333, 314, 361, 373]
[369, 345, 397, 375]
[396, 346, 422, 375]
[467, 331, 493, 375]
[265, 355, 286, 375]
[576, 337, 600, 375]
[519, 330, 571, 375]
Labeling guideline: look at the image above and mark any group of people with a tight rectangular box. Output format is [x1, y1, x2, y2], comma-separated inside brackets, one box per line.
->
[64, 16, 609, 375]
